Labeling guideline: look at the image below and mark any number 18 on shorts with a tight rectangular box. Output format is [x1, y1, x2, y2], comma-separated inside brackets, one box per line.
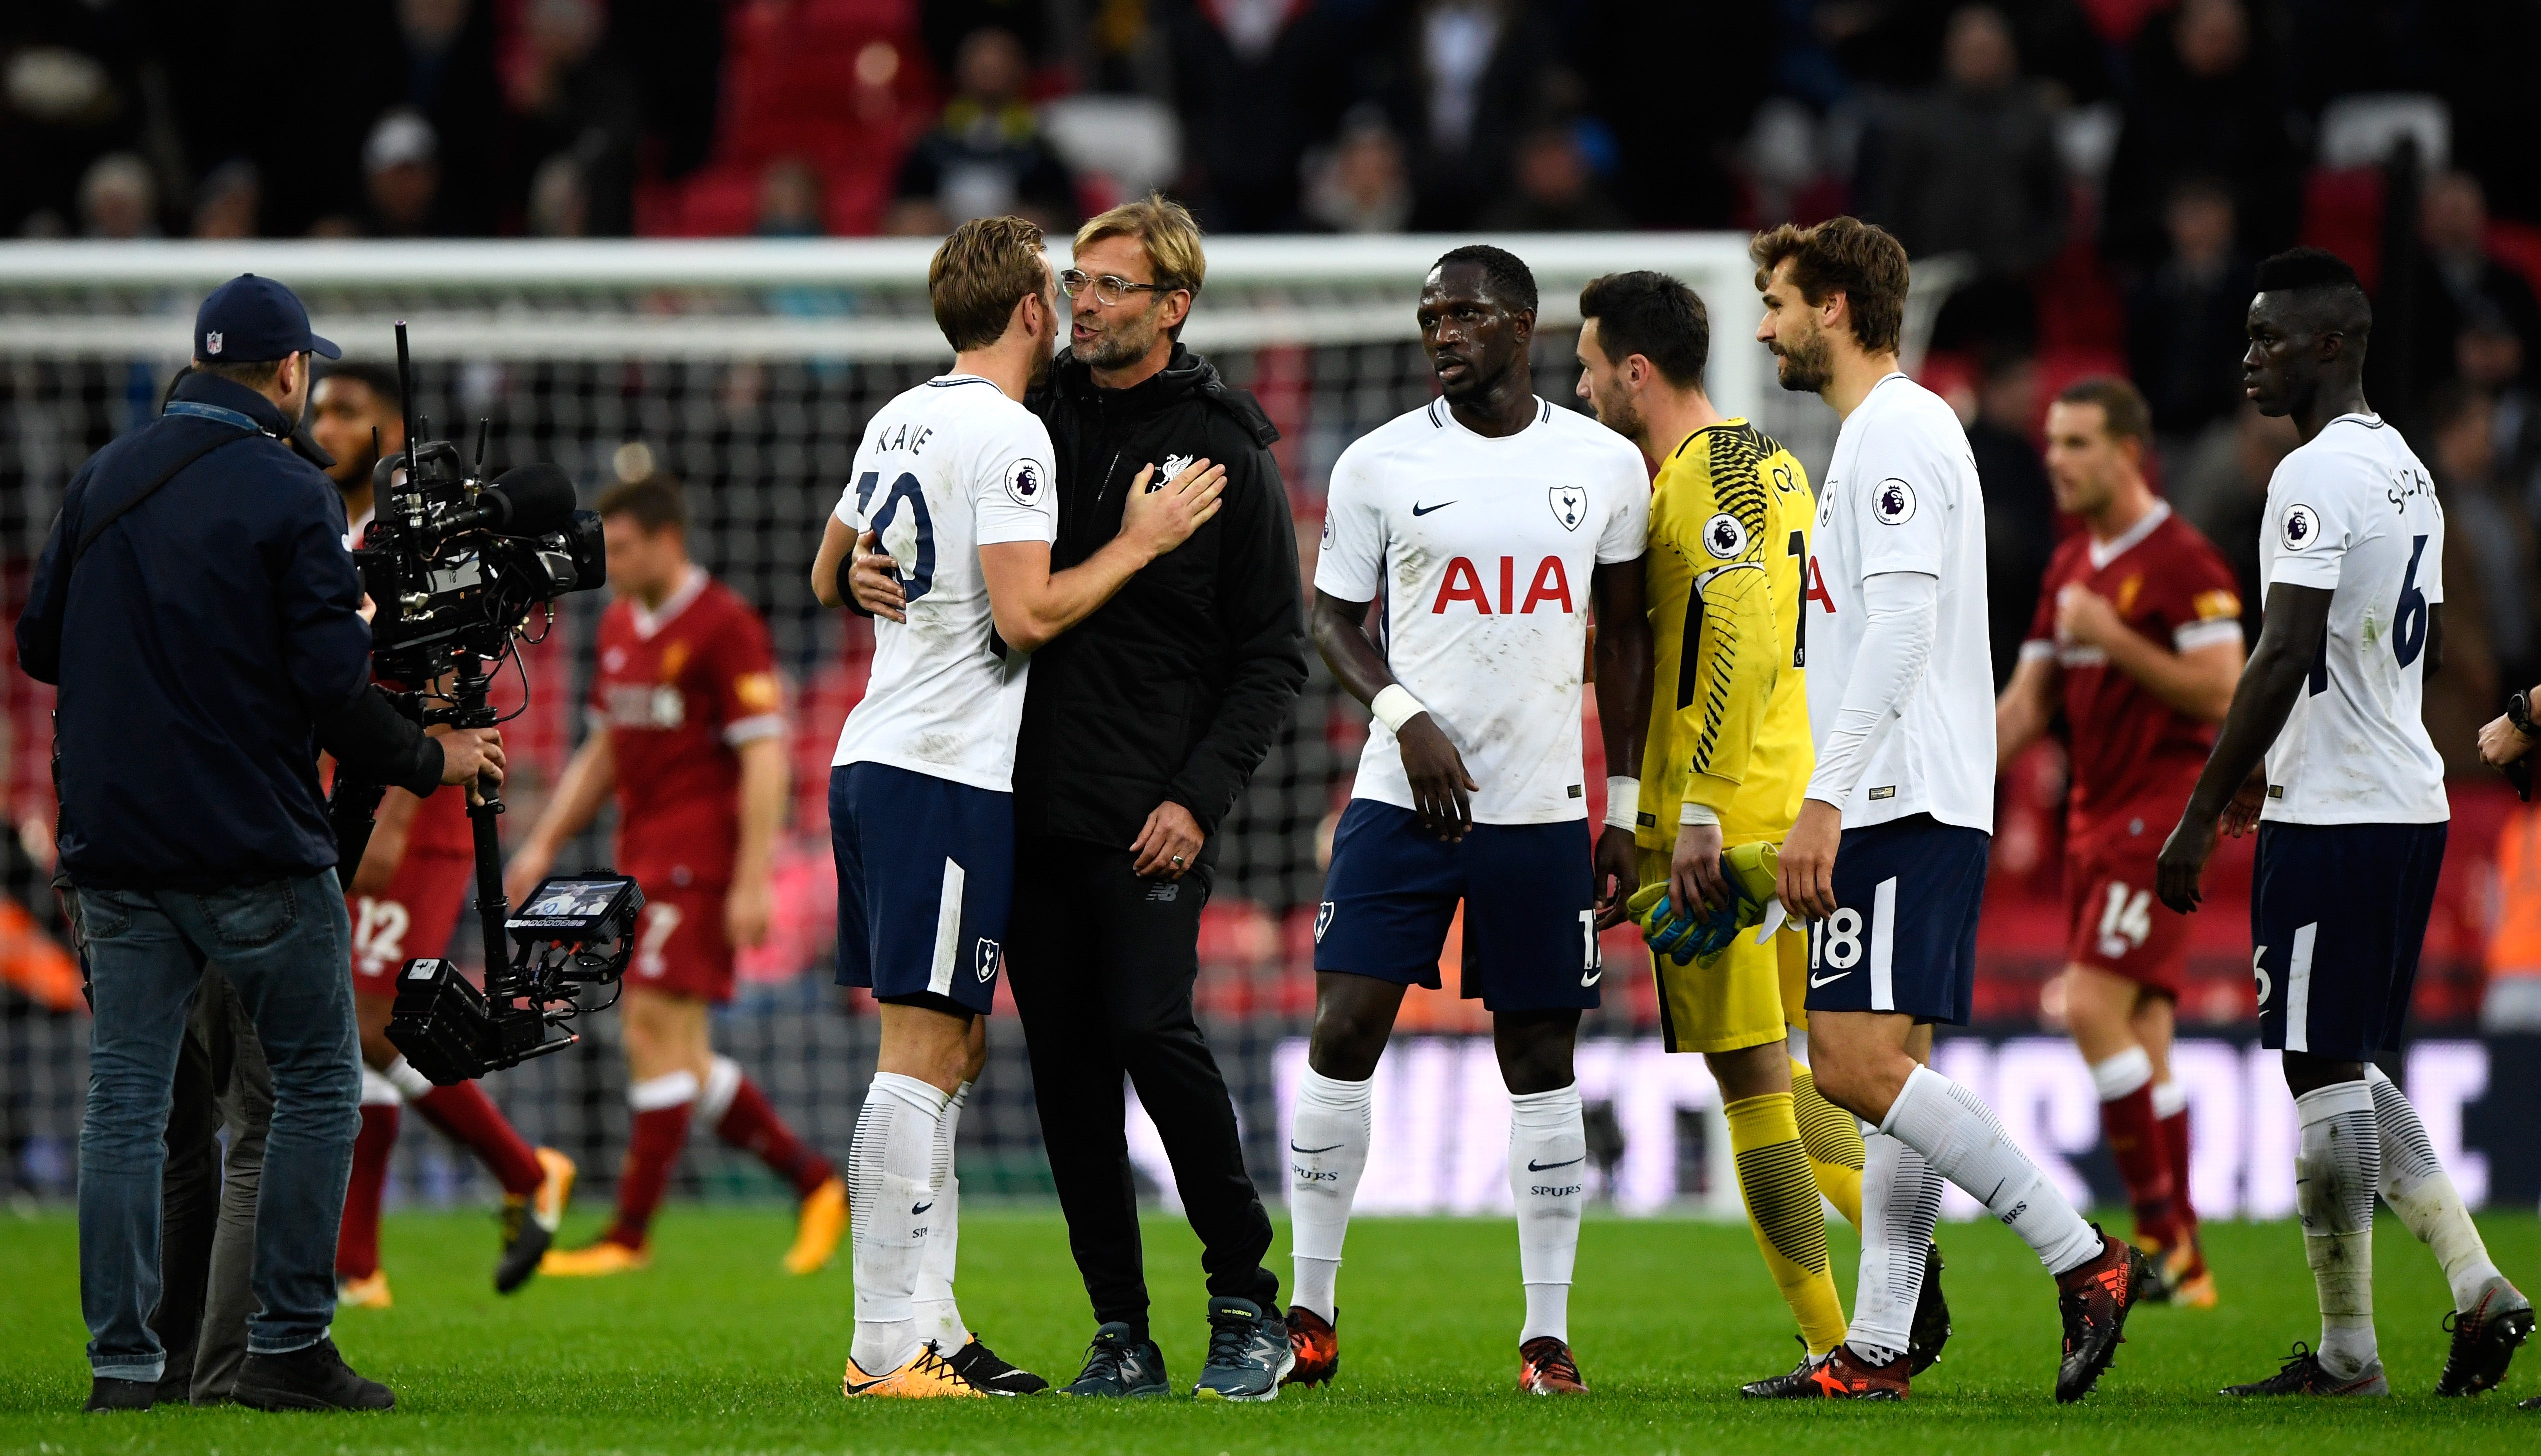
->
[1800, 814, 1990, 1025]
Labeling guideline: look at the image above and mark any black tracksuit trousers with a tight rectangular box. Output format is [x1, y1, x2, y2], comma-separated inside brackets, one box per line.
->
[1006, 837, 1278, 1335]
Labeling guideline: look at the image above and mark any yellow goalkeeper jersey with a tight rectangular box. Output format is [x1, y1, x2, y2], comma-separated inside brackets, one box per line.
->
[1635, 421, 1816, 851]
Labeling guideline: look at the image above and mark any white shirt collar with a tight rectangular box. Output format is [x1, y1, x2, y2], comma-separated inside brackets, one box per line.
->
[2088, 500, 2170, 572]
[630, 564, 708, 640]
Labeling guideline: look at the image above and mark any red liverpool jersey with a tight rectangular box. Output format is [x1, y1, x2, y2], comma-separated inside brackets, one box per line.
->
[405, 780, 476, 857]
[2022, 505, 2244, 837]
[589, 568, 784, 889]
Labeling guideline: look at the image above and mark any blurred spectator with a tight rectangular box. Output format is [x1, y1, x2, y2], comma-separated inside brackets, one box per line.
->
[1576, 0, 1771, 227]
[888, 28, 1078, 237]
[2426, 383, 2533, 706]
[527, 154, 588, 238]
[1479, 122, 1630, 232]
[757, 157, 827, 239]
[1824, 0, 2114, 103]
[1168, 0, 1358, 232]
[2390, 172, 2541, 398]
[1858, 6, 2067, 275]
[2168, 402, 2299, 640]
[78, 152, 157, 239]
[1965, 348, 2056, 688]
[612, 0, 726, 183]
[362, 109, 442, 237]
[1388, 0, 1546, 230]
[2104, 0, 2302, 273]
[2126, 175, 2256, 462]
[2458, 317, 2541, 514]
[1302, 110, 1412, 235]
[396, 0, 504, 234]
[510, 0, 640, 236]
[1856, 5, 2066, 355]
[189, 160, 260, 240]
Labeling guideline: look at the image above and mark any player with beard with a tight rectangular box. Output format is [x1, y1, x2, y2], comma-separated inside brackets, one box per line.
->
[2158, 248, 2532, 1398]
[1996, 376, 2242, 1308]
[1285, 246, 1650, 1395]
[307, 363, 574, 1303]
[1572, 271, 1956, 1384]
[1749, 218, 2148, 1403]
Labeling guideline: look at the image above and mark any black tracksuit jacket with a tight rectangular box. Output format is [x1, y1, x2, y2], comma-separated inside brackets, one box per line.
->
[1014, 345, 1307, 862]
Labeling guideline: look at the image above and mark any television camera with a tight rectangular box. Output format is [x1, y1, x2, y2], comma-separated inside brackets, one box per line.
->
[332, 322, 642, 1084]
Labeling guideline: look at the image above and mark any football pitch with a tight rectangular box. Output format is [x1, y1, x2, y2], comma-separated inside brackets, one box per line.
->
[1, 1208, 2534, 1454]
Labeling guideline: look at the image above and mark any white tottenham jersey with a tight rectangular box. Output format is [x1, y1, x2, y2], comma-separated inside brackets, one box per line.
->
[1317, 396, 1648, 823]
[830, 374, 1058, 792]
[2259, 413, 2448, 824]
[1804, 373, 1996, 832]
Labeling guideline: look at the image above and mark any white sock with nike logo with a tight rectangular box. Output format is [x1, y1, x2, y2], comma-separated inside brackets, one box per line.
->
[1882, 1065, 2103, 1276]
[1846, 1127, 1942, 1366]
[1288, 1066, 1373, 1323]
[848, 1071, 951, 1377]
[1509, 1081, 1587, 1345]
[912, 1078, 972, 1355]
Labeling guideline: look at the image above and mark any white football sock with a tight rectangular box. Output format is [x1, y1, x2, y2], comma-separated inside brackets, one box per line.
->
[1846, 1128, 1940, 1366]
[2088, 1045, 2154, 1102]
[1288, 1066, 1372, 1324]
[2296, 1080, 2382, 1379]
[848, 1072, 949, 1375]
[912, 1078, 972, 1353]
[1508, 1081, 1586, 1345]
[1884, 1064, 2104, 1275]
[2364, 1067, 2498, 1313]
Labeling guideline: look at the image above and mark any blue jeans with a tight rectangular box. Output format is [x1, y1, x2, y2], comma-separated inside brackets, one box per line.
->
[76, 870, 357, 1380]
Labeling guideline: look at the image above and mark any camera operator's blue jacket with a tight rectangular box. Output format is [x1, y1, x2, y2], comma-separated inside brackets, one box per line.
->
[18, 372, 442, 891]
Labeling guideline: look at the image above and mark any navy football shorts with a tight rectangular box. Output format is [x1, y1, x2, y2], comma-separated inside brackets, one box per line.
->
[1312, 799, 1602, 1012]
[2250, 819, 2446, 1059]
[1800, 813, 1990, 1025]
[830, 761, 1014, 1017]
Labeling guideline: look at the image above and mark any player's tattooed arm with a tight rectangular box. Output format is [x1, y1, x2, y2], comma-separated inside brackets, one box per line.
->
[1310, 588, 1477, 841]
[2156, 582, 2332, 912]
[1590, 561, 1650, 926]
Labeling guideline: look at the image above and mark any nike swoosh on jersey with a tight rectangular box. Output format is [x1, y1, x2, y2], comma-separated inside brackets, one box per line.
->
[1290, 1142, 1344, 1155]
[1808, 969, 1852, 988]
[1527, 1156, 1584, 1172]
[1410, 500, 1456, 516]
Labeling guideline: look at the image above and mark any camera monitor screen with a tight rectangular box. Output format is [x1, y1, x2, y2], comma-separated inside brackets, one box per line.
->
[508, 875, 640, 934]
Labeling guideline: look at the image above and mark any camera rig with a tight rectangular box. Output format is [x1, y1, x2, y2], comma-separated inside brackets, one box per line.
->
[330, 322, 636, 1085]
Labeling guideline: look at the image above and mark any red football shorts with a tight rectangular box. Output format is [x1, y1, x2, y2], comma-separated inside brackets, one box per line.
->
[349, 851, 478, 991]
[2063, 828, 2188, 996]
[626, 879, 736, 1003]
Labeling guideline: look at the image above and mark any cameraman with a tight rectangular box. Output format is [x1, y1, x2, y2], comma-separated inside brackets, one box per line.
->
[16, 275, 504, 1414]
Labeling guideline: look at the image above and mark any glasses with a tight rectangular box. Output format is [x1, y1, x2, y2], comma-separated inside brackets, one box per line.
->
[1058, 269, 1174, 306]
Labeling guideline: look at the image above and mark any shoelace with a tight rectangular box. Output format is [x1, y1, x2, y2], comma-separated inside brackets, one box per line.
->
[1526, 1341, 1582, 1383]
[1078, 1338, 1130, 1385]
[1205, 1312, 1260, 1371]
[914, 1344, 974, 1389]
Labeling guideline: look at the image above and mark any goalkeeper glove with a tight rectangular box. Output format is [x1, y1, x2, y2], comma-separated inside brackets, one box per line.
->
[1628, 842, 1784, 966]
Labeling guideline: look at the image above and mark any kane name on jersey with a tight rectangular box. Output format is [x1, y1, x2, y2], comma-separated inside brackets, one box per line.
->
[590, 567, 783, 889]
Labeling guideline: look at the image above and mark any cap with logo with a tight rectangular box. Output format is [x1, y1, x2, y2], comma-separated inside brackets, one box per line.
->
[194, 274, 340, 363]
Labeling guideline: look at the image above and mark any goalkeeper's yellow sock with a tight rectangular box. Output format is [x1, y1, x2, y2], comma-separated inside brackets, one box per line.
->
[1792, 1059, 1866, 1232]
[1726, 1092, 1848, 1357]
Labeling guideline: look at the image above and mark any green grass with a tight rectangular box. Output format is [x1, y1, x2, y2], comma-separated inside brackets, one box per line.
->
[0, 1207, 2535, 1454]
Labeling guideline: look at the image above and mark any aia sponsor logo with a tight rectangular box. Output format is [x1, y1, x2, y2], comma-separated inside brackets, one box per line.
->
[1430, 555, 1574, 614]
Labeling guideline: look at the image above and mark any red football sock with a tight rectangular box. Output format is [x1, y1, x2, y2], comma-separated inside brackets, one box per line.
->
[714, 1075, 836, 1197]
[338, 1102, 399, 1279]
[605, 1102, 693, 1248]
[2099, 1084, 2179, 1248]
[412, 1082, 544, 1196]
[2160, 1102, 2198, 1236]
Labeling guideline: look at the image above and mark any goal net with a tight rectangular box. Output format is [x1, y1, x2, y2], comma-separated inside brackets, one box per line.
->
[0, 235, 1951, 1218]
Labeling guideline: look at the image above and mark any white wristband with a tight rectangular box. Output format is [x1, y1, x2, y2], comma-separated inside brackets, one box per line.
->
[1370, 684, 1428, 733]
[1604, 776, 1640, 830]
[1680, 800, 1720, 828]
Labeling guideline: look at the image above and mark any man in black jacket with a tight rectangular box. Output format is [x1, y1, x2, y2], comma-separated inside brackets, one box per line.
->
[17, 275, 502, 1414]
[874, 196, 1307, 1399]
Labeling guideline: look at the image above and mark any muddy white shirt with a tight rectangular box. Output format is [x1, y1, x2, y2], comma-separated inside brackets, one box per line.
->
[1316, 396, 1647, 823]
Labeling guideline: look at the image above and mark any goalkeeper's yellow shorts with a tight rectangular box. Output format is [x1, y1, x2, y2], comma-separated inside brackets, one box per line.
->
[1638, 847, 1810, 1054]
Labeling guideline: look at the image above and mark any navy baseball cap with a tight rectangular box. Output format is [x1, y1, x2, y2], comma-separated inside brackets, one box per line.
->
[194, 274, 340, 363]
